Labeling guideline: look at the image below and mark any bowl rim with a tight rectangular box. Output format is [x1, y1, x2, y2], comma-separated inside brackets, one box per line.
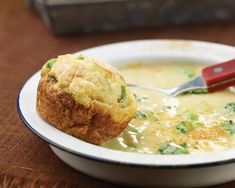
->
[17, 39, 235, 169]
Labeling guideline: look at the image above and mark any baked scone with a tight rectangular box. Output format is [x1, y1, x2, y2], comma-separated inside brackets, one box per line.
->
[36, 54, 136, 144]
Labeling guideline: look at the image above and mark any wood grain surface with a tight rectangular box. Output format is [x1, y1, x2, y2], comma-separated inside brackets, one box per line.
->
[1, 0, 235, 187]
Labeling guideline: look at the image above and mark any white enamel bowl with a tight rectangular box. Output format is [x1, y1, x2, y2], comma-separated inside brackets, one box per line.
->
[18, 40, 235, 187]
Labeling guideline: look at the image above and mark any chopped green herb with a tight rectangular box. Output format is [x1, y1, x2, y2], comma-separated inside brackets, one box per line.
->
[77, 54, 85, 60]
[159, 142, 189, 155]
[178, 67, 195, 79]
[180, 143, 188, 148]
[118, 85, 127, 103]
[185, 89, 208, 95]
[183, 111, 198, 122]
[46, 58, 57, 69]
[146, 111, 158, 121]
[135, 110, 147, 119]
[135, 110, 158, 121]
[126, 124, 140, 134]
[177, 112, 201, 134]
[221, 120, 235, 135]
[176, 121, 192, 134]
[134, 93, 148, 102]
[225, 102, 235, 112]
[120, 85, 126, 99]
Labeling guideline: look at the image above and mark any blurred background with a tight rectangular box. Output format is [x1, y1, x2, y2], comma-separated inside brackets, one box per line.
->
[27, 0, 235, 35]
[1, 0, 235, 187]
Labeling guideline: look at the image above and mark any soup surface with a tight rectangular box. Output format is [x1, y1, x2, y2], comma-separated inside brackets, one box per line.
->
[102, 62, 235, 154]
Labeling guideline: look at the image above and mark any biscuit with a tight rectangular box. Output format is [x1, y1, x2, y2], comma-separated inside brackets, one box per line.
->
[36, 54, 136, 144]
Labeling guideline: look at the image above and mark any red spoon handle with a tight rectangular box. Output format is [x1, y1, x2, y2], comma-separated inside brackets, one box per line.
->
[202, 59, 235, 92]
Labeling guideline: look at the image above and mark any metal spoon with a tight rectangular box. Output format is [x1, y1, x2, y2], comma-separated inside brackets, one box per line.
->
[128, 59, 235, 97]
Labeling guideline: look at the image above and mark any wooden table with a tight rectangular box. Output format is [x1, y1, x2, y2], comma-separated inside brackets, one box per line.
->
[1, 0, 235, 187]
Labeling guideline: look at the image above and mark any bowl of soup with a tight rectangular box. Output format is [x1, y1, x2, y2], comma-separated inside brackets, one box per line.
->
[18, 40, 235, 187]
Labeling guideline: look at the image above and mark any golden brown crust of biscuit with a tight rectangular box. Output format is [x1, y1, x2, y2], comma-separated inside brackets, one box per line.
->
[37, 76, 135, 145]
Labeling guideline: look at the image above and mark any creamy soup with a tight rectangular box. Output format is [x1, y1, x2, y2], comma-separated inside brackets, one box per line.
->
[102, 62, 235, 154]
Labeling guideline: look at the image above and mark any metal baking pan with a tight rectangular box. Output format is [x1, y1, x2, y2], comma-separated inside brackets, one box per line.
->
[28, 0, 235, 35]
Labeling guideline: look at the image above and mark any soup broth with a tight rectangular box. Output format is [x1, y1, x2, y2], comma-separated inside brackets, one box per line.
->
[102, 62, 235, 154]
